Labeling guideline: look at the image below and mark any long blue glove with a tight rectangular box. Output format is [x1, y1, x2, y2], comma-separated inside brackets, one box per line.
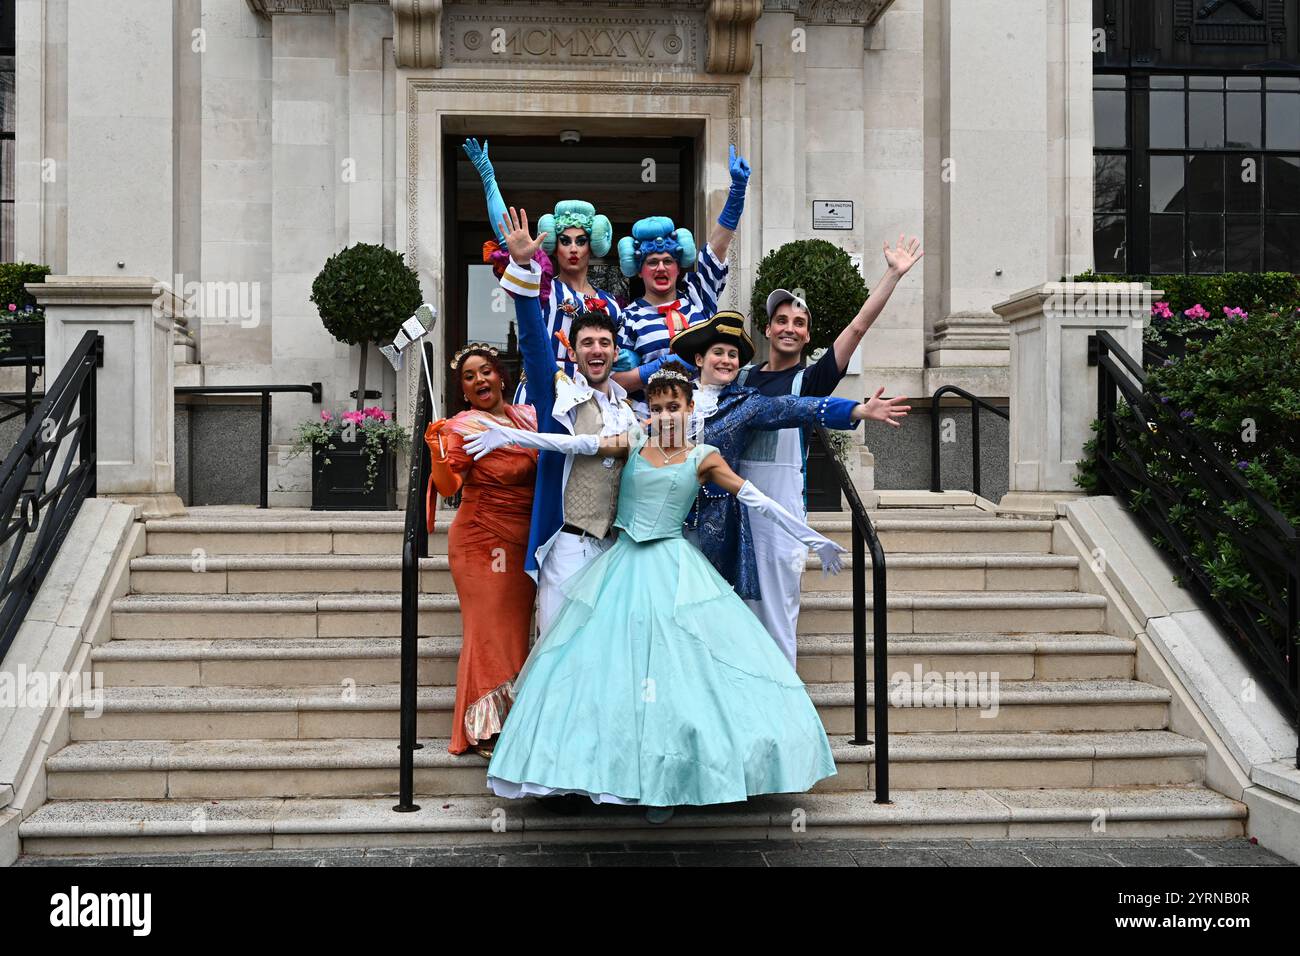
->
[463, 138, 508, 243]
[613, 348, 640, 373]
[718, 144, 751, 231]
[638, 353, 697, 385]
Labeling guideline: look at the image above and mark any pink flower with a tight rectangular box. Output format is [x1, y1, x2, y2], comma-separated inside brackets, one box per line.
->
[1184, 304, 1210, 320]
[362, 406, 390, 421]
[1151, 301, 1173, 319]
[6, 304, 15, 312]
[320, 410, 333, 422]
[1223, 306, 1248, 321]
[342, 410, 365, 424]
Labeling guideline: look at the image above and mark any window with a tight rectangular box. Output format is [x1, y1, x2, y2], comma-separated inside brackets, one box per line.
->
[1094, 70, 1300, 274]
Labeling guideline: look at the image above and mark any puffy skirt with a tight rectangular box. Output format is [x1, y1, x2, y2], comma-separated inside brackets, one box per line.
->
[486, 532, 836, 806]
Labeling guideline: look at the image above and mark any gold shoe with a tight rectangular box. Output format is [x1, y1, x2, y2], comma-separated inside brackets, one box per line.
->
[473, 744, 494, 759]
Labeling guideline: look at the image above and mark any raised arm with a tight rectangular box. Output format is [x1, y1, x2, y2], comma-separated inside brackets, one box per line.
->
[706, 144, 750, 261]
[464, 138, 509, 244]
[497, 207, 559, 420]
[831, 235, 924, 374]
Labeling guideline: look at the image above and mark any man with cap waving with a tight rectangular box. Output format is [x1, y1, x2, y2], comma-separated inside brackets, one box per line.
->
[667, 312, 911, 623]
[737, 235, 923, 664]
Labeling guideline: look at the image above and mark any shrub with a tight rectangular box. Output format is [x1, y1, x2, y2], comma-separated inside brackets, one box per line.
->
[751, 240, 868, 354]
[1077, 308, 1298, 641]
[310, 243, 423, 410]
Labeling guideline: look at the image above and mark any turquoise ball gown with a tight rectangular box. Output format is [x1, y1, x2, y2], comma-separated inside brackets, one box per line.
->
[486, 433, 836, 807]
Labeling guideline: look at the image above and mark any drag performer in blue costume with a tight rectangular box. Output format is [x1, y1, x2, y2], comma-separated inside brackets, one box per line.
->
[609, 144, 752, 403]
[666, 314, 911, 601]
[462, 138, 635, 402]
[463, 367, 842, 819]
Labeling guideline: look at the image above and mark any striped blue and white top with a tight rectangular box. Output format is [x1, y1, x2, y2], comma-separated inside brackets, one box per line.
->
[619, 244, 729, 365]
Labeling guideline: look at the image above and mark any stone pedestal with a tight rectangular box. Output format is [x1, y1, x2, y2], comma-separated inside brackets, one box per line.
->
[992, 282, 1155, 516]
[33, 277, 186, 517]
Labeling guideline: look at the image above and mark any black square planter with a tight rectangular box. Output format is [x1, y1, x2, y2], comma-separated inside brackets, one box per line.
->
[310, 437, 398, 511]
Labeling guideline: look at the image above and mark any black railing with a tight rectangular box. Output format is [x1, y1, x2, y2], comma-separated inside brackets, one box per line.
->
[816, 425, 890, 804]
[395, 342, 433, 812]
[928, 385, 1009, 498]
[175, 383, 322, 508]
[1093, 330, 1299, 767]
[0, 330, 101, 661]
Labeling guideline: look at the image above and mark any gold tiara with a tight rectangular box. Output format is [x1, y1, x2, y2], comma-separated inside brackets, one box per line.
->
[450, 343, 500, 370]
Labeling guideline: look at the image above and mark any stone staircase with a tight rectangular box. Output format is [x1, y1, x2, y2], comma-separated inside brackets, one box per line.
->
[17, 506, 1247, 855]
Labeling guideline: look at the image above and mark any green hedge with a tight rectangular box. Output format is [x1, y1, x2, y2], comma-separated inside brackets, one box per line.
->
[750, 239, 868, 354]
[1072, 270, 1300, 316]
[1076, 307, 1299, 615]
[0, 262, 50, 321]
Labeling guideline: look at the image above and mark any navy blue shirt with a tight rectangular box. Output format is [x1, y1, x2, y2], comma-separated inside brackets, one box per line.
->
[742, 346, 845, 400]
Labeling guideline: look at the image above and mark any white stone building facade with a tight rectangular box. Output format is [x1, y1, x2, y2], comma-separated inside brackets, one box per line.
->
[10, 0, 1097, 504]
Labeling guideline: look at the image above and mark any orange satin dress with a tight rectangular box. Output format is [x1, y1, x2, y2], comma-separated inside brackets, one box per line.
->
[427, 404, 538, 755]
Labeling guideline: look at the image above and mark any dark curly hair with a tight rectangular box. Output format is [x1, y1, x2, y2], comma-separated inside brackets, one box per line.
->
[454, 347, 512, 401]
[568, 310, 619, 344]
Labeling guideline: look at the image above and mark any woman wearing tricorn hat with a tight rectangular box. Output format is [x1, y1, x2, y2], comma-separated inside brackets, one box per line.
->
[667, 312, 911, 601]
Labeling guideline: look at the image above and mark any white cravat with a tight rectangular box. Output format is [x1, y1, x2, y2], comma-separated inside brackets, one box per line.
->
[690, 382, 724, 442]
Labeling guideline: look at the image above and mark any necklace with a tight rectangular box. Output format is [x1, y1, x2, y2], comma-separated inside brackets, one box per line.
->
[657, 444, 689, 464]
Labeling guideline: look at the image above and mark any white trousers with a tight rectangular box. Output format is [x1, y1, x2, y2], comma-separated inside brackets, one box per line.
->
[536, 531, 614, 636]
[744, 513, 806, 667]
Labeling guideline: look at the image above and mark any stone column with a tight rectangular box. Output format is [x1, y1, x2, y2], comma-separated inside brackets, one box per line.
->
[34, 277, 186, 517]
[993, 281, 1154, 516]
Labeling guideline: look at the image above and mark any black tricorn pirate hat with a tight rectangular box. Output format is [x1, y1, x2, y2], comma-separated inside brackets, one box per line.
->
[669, 311, 754, 366]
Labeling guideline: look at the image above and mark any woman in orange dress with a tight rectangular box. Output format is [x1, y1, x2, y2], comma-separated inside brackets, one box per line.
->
[426, 343, 538, 757]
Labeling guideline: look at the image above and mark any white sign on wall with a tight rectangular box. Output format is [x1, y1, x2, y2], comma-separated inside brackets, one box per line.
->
[813, 200, 853, 230]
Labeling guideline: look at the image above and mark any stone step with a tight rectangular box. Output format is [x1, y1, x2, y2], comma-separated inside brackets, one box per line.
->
[17, 787, 1248, 855]
[127, 552, 1080, 596]
[66, 679, 1171, 741]
[142, 514, 1057, 557]
[108, 590, 1109, 640]
[90, 632, 1137, 688]
[43, 731, 1208, 801]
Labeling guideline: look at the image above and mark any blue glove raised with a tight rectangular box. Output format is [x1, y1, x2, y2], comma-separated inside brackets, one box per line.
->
[638, 353, 696, 385]
[719, 144, 750, 230]
[463, 138, 508, 243]
[613, 348, 639, 373]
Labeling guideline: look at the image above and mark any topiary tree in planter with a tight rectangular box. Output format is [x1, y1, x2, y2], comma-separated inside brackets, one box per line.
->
[310, 243, 423, 411]
[750, 239, 869, 353]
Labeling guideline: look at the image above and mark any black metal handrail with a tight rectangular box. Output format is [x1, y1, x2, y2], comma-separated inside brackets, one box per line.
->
[175, 383, 322, 508]
[928, 385, 1009, 498]
[816, 425, 890, 804]
[1094, 330, 1299, 767]
[395, 342, 433, 812]
[0, 330, 101, 661]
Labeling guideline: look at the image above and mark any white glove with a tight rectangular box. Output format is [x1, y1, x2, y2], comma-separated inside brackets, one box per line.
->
[736, 480, 846, 576]
[463, 421, 600, 461]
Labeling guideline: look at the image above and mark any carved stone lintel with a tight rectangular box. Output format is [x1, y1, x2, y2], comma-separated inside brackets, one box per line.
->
[392, 0, 443, 68]
[705, 0, 762, 74]
[795, 0, 894, 26]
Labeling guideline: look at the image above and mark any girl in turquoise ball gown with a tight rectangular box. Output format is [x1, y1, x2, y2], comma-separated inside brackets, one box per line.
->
[463, 369, 844, 822]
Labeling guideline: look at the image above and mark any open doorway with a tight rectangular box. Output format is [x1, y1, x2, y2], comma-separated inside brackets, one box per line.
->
[440, 133, 696, 413]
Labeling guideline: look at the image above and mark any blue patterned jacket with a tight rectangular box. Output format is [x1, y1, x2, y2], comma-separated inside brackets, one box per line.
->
[688, 383, 859, 600]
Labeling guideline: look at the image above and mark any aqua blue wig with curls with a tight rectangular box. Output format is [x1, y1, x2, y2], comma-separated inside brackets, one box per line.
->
[537, 200, 613, 258]
[617, 216, 698, 278]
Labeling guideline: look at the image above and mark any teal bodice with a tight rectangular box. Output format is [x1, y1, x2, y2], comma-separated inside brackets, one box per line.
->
[614, 437, 718, 543]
